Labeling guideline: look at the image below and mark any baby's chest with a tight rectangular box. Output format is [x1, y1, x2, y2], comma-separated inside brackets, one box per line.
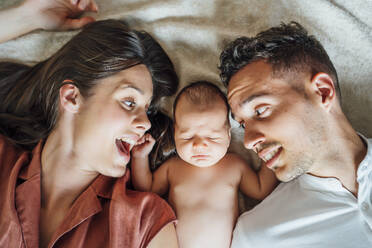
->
[169, 174, 238, 210]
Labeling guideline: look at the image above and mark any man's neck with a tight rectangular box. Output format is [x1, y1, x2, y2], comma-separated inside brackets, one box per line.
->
[309, 126, 367, 196]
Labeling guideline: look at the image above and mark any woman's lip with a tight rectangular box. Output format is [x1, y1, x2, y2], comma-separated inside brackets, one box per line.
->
[264, 147, 283, 169]
[115, 139, 130, 165]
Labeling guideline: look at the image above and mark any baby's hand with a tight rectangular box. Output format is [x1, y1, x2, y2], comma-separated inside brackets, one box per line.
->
[131, 133, 156, 158]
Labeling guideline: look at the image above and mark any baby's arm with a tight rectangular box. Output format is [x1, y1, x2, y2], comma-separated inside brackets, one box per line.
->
[235, 155, 279, 200]
[131, 133, 170, 196]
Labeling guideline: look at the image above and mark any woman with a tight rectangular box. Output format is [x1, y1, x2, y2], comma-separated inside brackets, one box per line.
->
[0, 0, 179, 247]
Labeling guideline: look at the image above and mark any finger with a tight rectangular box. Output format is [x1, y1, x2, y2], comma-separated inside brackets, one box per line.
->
[136, 135, 147, 146]
[62, 16, 95, 30]
[87, 0, 99, 12]
[143, 133, 154, 142]
[78, 0, 90, 10]
[147, 135, 156, 146]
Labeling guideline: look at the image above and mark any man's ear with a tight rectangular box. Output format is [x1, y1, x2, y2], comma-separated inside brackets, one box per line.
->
[59, 80, 83, 113]
[309, 72, 336, 111]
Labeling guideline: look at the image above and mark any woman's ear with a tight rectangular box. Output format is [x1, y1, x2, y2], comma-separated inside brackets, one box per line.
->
[309, 72, 336, 111]
[59, 80, 83, 113]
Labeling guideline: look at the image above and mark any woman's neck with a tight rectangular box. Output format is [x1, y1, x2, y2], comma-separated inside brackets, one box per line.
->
[40, 129, 98, 211]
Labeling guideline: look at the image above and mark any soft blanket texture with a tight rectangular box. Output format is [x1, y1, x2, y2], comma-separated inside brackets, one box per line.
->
[0, 0, 371, 210]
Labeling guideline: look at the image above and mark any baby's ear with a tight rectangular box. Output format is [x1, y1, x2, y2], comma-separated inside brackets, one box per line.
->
[227, 126, 232, 141]
[59, 80, 83, 114]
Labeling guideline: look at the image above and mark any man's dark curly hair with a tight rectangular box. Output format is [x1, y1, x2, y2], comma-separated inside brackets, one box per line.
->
[219, 22, 341, 99]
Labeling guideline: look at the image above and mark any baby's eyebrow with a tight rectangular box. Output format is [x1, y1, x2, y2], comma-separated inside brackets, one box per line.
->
[178, 128, 191, 134]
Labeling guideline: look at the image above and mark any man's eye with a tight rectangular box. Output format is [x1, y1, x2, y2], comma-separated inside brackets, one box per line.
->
[255, 106, 270, 117]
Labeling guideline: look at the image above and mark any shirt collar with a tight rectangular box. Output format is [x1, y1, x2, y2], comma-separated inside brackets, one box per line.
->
[87, 168, 131, 200]
[17, 139, 131, 200]
[299, 133, 371, 192]
[18, 140, 44, 181]
[356, 133, 371, 181]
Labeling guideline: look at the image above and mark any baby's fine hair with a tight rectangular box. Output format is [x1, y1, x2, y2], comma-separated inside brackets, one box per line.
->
[172, 81, 230, 125]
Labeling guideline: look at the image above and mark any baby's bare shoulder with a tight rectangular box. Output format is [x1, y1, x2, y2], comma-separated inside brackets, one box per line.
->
[224, 152, 247, 165]
[162, 155, 183, 166]
[161, 155, 185, 172]
[223, 153, 253, 172]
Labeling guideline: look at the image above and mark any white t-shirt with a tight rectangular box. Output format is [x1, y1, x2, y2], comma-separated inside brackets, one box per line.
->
[231, 136, 372, 248]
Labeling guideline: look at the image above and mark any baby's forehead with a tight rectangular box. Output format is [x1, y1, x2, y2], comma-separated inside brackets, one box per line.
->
[177, 123, 227, 134]
[176, 110, 228, 132]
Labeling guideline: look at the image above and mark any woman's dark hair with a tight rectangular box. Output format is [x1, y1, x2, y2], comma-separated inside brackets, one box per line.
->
[0, 19, 178, 150]
[147, 111, 176, 171]
[219, 22, 340, 99]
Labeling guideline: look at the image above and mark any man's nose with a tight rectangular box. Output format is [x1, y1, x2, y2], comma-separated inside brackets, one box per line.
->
[243, 128, 265, 152]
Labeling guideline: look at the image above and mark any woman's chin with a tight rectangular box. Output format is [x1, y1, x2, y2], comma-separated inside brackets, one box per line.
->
[103, 166, 127, 178]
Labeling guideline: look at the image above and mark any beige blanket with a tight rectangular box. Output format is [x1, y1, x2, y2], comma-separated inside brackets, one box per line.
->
[0, 0, 371, 210]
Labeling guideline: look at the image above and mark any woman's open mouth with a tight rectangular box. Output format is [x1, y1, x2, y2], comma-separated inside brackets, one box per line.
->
[116, 138, 130, 155]
[115, 138, 132, 165]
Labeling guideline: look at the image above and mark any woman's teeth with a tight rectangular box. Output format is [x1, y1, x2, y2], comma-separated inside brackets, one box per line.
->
[118, 137, 137, 151]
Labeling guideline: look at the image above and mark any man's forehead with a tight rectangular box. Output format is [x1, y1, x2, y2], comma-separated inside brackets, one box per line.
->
[228, 61, 271, 92]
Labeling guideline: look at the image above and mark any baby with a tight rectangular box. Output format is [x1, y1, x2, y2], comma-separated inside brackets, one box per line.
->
[131, 81, 278, 248]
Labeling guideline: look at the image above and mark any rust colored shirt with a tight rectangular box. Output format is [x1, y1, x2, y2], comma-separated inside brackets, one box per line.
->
[0, 136, 176, 248]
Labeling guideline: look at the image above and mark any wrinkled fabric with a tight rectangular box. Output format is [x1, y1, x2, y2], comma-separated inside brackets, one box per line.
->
[0, 135, 176, 248]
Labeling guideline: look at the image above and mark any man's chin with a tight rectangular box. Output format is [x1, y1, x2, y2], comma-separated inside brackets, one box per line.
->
[275, 166, 306, 182]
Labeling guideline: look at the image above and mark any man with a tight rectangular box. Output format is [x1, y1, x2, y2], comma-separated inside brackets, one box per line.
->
[219, 22, 371, 247]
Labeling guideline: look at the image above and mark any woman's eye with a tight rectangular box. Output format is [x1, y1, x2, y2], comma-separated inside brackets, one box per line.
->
[122, 100, 136, 109]
[239, 121, 246, 129]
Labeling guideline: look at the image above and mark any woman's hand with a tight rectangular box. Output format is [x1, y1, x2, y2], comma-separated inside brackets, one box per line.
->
[131, 133, 156, 159]
[22, 0, 98, 30]
[0, 0, 98, 43]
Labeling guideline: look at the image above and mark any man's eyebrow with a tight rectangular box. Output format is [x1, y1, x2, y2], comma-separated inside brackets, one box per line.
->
[241, 93, 270, 106]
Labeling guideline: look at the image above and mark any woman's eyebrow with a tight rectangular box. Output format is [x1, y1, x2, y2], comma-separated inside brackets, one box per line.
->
[118, 84, 144, 95]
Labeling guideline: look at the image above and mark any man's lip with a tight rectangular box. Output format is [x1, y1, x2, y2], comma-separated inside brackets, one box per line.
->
[264, 147, 283, 169]
[257, 144, 282, 160]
